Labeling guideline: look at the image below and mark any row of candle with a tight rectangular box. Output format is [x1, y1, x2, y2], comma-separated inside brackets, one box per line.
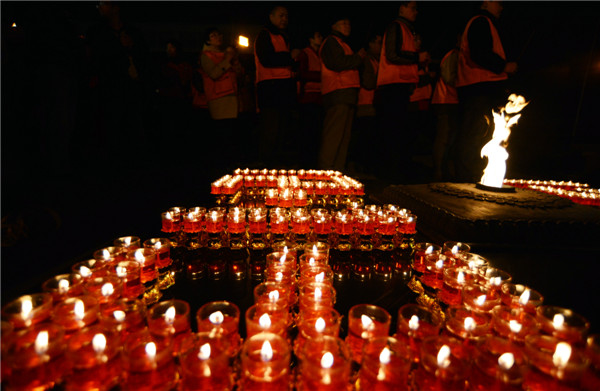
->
[503, 179, 600, 206]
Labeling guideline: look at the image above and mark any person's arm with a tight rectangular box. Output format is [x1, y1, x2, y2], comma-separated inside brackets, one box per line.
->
[321, 37, 362, 72]
[200, 52, 231, 80]
[255, 29, 294, 68]
[441, 50, 458, 86]
[467, 17, 506, 74]
[383, 22, 419, 65]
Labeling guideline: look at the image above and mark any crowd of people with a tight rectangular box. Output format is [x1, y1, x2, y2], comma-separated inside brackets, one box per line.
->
[4, 1, 519, 184]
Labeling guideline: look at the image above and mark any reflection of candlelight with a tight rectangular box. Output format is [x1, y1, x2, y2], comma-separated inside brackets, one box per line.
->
[437, 345, 451, 368]
[260, 341, 273, 362]
[209, 311, 224, 325]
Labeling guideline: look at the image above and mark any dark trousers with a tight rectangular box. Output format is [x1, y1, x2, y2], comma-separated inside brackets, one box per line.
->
[318, 103, 355, 171]
[258, 106, 293, 167]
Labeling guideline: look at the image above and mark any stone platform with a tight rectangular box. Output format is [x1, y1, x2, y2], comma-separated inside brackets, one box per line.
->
[378, 183, 600, 249]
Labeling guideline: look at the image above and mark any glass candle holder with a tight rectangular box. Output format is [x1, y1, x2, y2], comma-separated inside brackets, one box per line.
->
[72, 259, 108, 280]
[51, 296, 99, 335]
[303, 241, 330, 262]
[536, 306, 590, 344]
[346, 304, 391, 363]
[93, 246, 126, 265]
[126, 248, 159, 304]
[108, 260, 144, 300]
[470, 335, 528, 391]
[65, 325, 121, 391]
[245, 303, 288, 339]
[295, 307, 341, 356]
[266, 251, 297, 272]
[396, 303, 443, 363]
[205, 208, 225, 234]
[582, 334, 600, 391]
[82, 275, 123, 306]
[294, 189, 308, 207]
[297, 336, 351, 390]
[148, 299, 191, 355]
[290, 208, 311, 236]
[462, 283, 502, 313]
[226, 209, 246, 234]
[455, 252, 489, 273]
[121, 329, 178, 391]
[143, 238, 173, 290]
[114, 236, 141, 251]
[2, 293, 53, 329]
[98, 299, 146, 342]
[254, 281, 294, 310]
[412, 243, 441, 274]
[478, 268, 512, 295]
[271, 240, 301, 258]
[196, 301, 241, 357]
[524, 334, 589, 391]
[357, 336, 412, 390]
[312, 213, 332, 239]
[299, 283, 336, 314]
[278, 188, 293, 208]
[240, 333, 291, 391]
[438, 267, 479, 306]
[179, 332, 233, 391]
[4, 323, 67, 391]
[183, 211, 203, 233]
[414, 335, 468, 391]
[269, 210, 290, 239]
[397, 213, 417, 234]
[42, 273, 84, 302]
[248, 207, 268, 233]
[161, 211, 177, 233]
[420, 254, 448, 290]
[166, 206, 186, 229]
[298, 265, 334, 289]
[442, 241, 471, 266]
[265, 263, 297, 284]
[491, 306, 540, 344]
[501, 283, 544, 315]
[445, 306, 490, 344]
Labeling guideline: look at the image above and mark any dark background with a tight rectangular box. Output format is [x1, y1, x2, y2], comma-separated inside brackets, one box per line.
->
[2, 2, 600, 330]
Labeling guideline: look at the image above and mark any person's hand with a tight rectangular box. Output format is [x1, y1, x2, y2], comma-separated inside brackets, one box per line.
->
[504, 61, 518, 74]
[224, 50, 235, 63]
[419, 51, 431, 64]
[357, 48, 367, 59]
[291, 48, 302, 60]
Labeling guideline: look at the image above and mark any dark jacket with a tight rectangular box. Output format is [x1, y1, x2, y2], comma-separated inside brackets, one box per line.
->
[466, 10, 507, 74]
[383, 17, 419, 66]
[320, 30, 362, 108]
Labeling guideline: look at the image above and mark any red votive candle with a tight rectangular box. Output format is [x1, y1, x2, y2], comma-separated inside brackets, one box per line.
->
[114, 236, 141, 251]
[470, 335, 528, 391]
[298, 265, 334, 289]
[536, 306, 590, 344]
[196, 301, 241, 358]
[148, 299, 192, 355]
[179, 332, 233, 391]
[51, 296, 99, 335]
[294, 189, 308, 207]
[266, 251, 297, 271]
[291, 208, 310, 234]
[491, 306, 540, 344]
[346, 304, 391, 363]
[412, 243, 441, 274]
[278, 188, 293, 208]
[357, 336, 412, 391]
[93, 246, 126, 265]
[313, 213, 332, 236]
[295, 307, 341, 356]
[478, 267, 512, 295]
[108, 260, 144, 300]
[420, 254, 448, 290]
[205, 208, 225, 233]
[160, 211, 177, 233]
[501, 283, 544, 315]
[42, 273, 84, 302]
[4, 323, 67, 391]
[245, 302, 288, 339]
[445, 306, 490, 353]
[398, 214, 417, 234]
[442, 241, 471, 267]
[582, 334, 600, 391]
[98, 299, 146, 342]
[240, 333, 291, 391]
[299, 282, 336, 314]
[2, 293, 53, 330]
[303, 241, 330, 261]
[248, 207, 268, 234]
[299, 253, 328, 270]
[72, 259, 108, 280]
[82, 275, 123, 306]
[524, 334, 589, 391]
[143, 238, 172, 276]
[334, 210, 354, 235]
[254, 281, 294, 310]
[438, 267, 479, 306]
[121, 330, 178, 391]
[413, 335, 467, 391]
[65, 325, 121, 391]
[462, 283, 502, 313]
[396, 303, 443, 363]
[455, 252, 489, 273]
[126, 248, 158, 287]
[297, 336, 351, 390]
[269, 211, 290, 235]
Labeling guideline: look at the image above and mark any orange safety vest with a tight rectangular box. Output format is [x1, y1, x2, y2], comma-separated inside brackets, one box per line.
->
[456, 15, 508, 87]
[410, 68, 432, 102]
[299, 47, 321, 94]
[319, 35, 360, 95]
[377, 20, 419, 87]
[358, 57, 379, 106]
[432, 50, 459, 104]
[254, 29, 293, 83]
[201, 51, 237, 101]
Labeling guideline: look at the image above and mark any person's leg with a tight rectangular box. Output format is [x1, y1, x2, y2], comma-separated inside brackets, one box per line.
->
[318, 104, 346, 170]
[333, 105, 355, 171]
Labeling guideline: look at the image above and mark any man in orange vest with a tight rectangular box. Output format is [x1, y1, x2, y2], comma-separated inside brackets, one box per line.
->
[454, 0, 518, 183]
[254, 5, 300, 166]
[296, 29, 324, 168]
[375, 1, 430, 180]
[318, 16, 366, 171]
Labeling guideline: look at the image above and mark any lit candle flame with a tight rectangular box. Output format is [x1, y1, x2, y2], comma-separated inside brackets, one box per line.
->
[259, 313, 271, 329]
[475, 295, 487, 307]
[435, 259, 444, 269]
[116, 266, 127, 278]
[315, 272, 325, 283]
[80, 266, 92, 278]
[309, 257, 316, 267]
[361, 314, 374, 330]
[509, 320, 523, 334]
[379, 347, 391, 364]
[260, 340, 273, 362]
[35, 330, 49, 355]
[102, 249, 111, 260]
[58, 279, 70, 294]
[457, 271, 465, 284]
[165, 212, 172, 220]
[209, 311, 224, 325]
[145, 342, 157, 360]
[198, 343, 211, 361]
[74, 299, 85, 321]
[498, 352, 515, 370]
[275, 272, 283, 282]
[154, 241, 162, 250]
[426, 246, 434, 254]
[464, 317, 476, 332]
[164, 306, 176, 324]
[552, 342, 572, 368]
[490, 276, 503, 286]
[279, 254, 287, 264]
[314, 287, 322, 300]
[519, 289, 531, 305]
[268, 290, 279, 303]
[134, 249, 145, 262]
[409, 315, 420, 331]
[315, 317, 326, 333]
[124, 237, 131, 246]
[283, 246, 289, 254]
[21, 296, 33, 321]
[312, 245, 319, 257]
[452, 245, 459, 255]
[113, 310, 126, 322]
[101, 283, 114, 297]
[553, 314, 565, 329]
[321, 352, 334, 368]
[92, 333, 107, 354]
[437, 345, 451, 368]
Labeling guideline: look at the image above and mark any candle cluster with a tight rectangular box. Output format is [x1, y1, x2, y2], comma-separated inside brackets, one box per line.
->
[504, 179, 600, 206]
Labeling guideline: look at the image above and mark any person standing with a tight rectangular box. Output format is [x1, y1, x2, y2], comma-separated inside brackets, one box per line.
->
[318, 16, 366, 171]
[254, 5, 300, 166]
[375, 1, 430, 179]
[454, 0, 518, 183]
